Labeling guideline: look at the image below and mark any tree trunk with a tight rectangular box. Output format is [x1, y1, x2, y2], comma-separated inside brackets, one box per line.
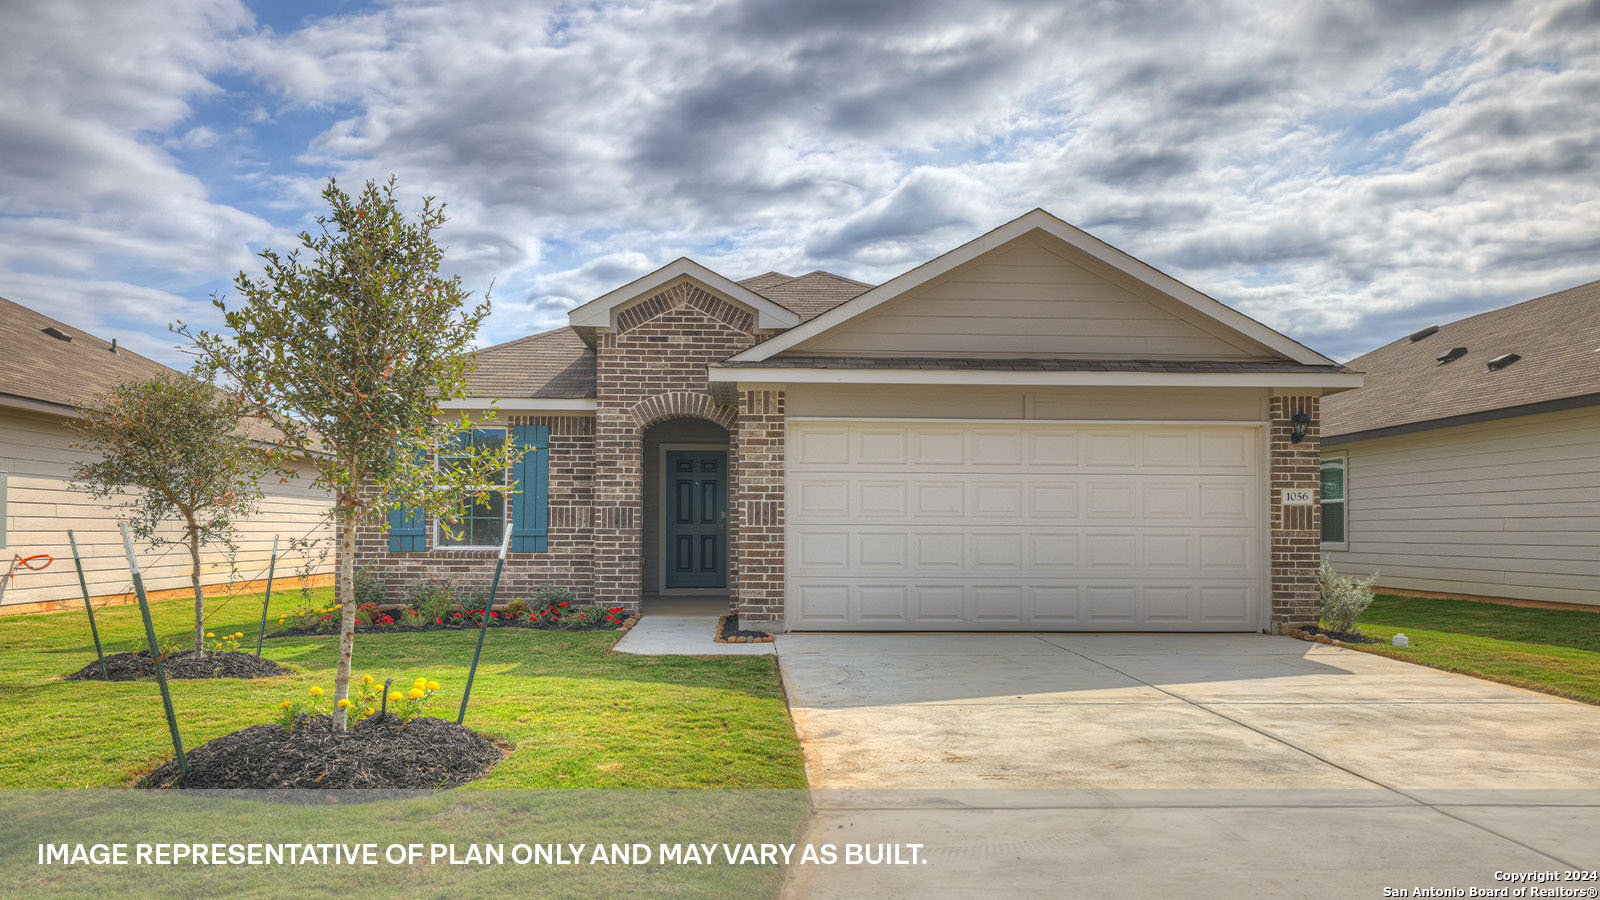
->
[332, 508, 359, 731]
[187, 517, 205, 655]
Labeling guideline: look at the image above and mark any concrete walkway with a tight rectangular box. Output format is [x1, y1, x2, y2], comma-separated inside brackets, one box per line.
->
[774, 633, 1600, 898]
[611, 615, 775, 655]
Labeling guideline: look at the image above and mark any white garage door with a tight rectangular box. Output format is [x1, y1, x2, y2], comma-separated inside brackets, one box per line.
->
[786, 420, 1263, 631]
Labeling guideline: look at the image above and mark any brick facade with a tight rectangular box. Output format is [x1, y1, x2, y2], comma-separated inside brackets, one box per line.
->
[352, 414, 594, 604]
[733, 389, 785, 627]
[349, 275, 1330, 635]
[591, 280, 760, 611]
[1269, 393, 1322, 632]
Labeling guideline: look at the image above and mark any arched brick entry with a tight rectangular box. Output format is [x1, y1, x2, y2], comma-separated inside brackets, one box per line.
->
[627, 391, 738, 431]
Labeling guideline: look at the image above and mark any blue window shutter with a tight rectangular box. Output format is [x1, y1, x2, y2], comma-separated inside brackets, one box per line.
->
[511, 424, 549, 553]
[387, 446, 427, 552]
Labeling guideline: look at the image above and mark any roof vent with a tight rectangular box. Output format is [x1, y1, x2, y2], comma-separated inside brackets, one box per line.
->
[41, 326, 71, 343]
[1408, 324, 1440, 342]
[1487, 353, 1521, 371]
[1436, 346, 1467, 364]
[109, 338, 118, 354]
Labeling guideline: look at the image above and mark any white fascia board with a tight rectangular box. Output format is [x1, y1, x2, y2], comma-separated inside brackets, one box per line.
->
[567, 258, 799, 330]
[727, 209, 1336, 367]
[437, 399, 597, 411]
[706, 367, 1364, 390]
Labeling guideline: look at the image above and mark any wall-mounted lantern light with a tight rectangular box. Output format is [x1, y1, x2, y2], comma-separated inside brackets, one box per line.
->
[1290, 411, 1311, 443]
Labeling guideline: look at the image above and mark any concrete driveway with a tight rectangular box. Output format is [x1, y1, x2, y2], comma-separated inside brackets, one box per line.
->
[775, 633, 1600, 898]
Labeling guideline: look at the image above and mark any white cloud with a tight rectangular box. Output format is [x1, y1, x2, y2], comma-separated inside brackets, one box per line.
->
[1, 0, 1597, 363]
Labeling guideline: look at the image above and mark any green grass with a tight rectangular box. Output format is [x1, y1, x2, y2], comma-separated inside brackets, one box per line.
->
[1352, 593, 1600, 705]
[0, 587, 805, 790]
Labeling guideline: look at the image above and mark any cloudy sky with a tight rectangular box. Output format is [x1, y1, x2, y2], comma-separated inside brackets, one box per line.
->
[3, 0, 1597, 366]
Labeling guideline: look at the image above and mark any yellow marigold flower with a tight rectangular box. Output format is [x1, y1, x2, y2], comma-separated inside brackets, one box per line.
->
[336, 699, 351, 708]
[279, 700, 293, 709]
[388, 692, 403, 703]
[234, 632, 244, 638]
[278, 617, 285, 624]
[362, 674, 374, 685]
[413, 677, 427, 687]
[426, 680, 440, 691]
[205, 632, 214, 638]
[365, 708, 375, 716]
[407, 688, 424, 700]
[309, 686, 324, 697]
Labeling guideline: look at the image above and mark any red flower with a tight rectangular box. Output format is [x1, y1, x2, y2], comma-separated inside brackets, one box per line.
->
[435, 618, 443, 624]
[490, 611, 498, 618]
[559, 602, 569, 608]
[452, 612, 462, 618]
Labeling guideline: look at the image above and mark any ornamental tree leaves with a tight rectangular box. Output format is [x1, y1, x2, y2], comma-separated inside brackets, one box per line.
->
[175, 176, 518, 727]
[71, 374, 267, 654]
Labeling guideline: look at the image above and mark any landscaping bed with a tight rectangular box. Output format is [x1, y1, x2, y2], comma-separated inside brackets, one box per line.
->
[716, 613, 774, 644]
[270, 608, 641, 639]
[138, 714, 502, 790]
[1300, 625, 1379, 644]
[65, 649, 288, 681]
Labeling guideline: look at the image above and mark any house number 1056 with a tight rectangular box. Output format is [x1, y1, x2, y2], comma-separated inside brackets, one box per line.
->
[1281, 489, 1314, 506]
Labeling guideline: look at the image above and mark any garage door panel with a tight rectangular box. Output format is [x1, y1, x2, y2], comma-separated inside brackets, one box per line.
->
[787, 421, 1263, 631]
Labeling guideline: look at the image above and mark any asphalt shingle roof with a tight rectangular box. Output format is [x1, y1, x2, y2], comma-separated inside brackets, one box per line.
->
[0, 296, 180, 411]
[738, 270, 873, 321]
[1322, 279, 1600, 439]
[465, 326, 596, 399]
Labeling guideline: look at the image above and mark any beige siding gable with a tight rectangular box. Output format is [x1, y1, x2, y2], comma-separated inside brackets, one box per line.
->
[785, 235, 1278, 359]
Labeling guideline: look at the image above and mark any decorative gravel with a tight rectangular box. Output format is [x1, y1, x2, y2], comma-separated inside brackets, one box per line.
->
[715, 613, 775, 644]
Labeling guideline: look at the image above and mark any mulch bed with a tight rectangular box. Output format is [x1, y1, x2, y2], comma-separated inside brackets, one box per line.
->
[65, 650, 288, 681]
[139, 714, 503, 790]
[715, 613, 774, 644]
[1292, 626, 1381, 645]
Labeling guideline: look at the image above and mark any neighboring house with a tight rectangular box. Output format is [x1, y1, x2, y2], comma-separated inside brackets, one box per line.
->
[0, 298, 334, 614]
[357, 209, 1360, 633]
[1321, 280, 1600, 608]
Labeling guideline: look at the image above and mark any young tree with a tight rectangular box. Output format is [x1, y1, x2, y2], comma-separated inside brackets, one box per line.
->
[176, 176, 515, 728]
[72, 374, 266, 654]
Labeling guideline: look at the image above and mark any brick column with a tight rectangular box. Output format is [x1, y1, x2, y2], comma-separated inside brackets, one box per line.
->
[591, 403, 642, 610]
[1269, 393, 1321, 632]
[734, 389, 785, 629]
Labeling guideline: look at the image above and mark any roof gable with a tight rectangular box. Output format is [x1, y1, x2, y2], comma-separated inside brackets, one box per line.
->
[568, 258, 798, 331]
[730, 209, 1335, 366]
[780, 234, 1277, 360]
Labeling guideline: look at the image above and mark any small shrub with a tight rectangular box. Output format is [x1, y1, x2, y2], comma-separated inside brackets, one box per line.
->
[502, 598, 530, 618]
[355, 601, 383, 625]
[353, 567, 387, 608]
[1318, 558, 1379, 634]
[278, 601, 344, 632]
[527, 600, 625, 630]
[207, 630, 245, 653]
[531, 584, 576, 607]
[391, 676, 441, 723]
[403, 579, 458, 621]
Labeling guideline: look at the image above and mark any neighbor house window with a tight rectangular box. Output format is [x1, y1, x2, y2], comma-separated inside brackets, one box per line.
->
[436, 428, 507, 548]
[1320, 455, 1347, 547]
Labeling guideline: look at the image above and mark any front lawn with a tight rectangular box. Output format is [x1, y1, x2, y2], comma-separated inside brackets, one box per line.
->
[1353, 594, 1600, 705]
[0, 588, 806, 789]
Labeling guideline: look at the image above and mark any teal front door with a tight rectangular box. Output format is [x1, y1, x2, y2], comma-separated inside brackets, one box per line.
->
[664, 450, 727, 590]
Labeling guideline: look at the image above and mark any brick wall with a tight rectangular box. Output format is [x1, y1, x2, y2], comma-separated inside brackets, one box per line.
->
[351, 414, 595, 605]
[734, 389, 785, 627]
[591, 279, 753, 610]
[1269, 394, 1321, 631]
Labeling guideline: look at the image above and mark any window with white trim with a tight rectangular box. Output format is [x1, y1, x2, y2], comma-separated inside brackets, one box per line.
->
[1320, 455, 1347, 547]
[436, 428, 507, 548]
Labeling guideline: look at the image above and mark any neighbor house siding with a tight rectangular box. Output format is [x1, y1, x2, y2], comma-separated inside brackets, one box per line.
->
[786, 236, 1272, 359]
[0, 406, 333, 612]
[1324, 405, 1600, 607]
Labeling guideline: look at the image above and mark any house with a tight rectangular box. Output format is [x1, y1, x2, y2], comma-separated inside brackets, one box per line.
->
[356, 209, 1360, 633]
[1320, 280, 1600, 608]
[0, 297, 333, 614]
